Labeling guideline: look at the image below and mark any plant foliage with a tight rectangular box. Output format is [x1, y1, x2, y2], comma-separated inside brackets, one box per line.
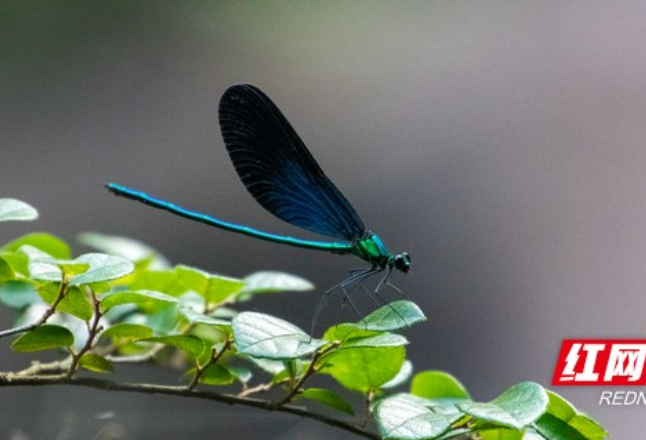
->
[0, 199, 608, 439]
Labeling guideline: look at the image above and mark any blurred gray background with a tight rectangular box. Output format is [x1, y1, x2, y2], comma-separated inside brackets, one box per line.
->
[1, 1, 645, 438]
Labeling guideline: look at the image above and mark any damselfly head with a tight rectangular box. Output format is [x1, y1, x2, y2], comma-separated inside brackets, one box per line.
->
[392, 252, 411, 273]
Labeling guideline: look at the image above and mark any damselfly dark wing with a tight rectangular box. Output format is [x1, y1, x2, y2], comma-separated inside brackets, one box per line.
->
[219, 84, 366, 242]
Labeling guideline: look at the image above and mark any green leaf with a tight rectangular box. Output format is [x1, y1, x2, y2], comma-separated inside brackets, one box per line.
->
[342, 332, 408, 348]
[0, 256, 15, 282]
[141, 334, 206, 359]
[382, 360, 413, 389]
[300, 388, 355, 415]
[227, 366, 252, 383]
[28, 261, 63, 282]
[59, 287, 93, 321]
[129, 270, 185, 296]
[347, 300, 426, 332]
[59, 263, 91, 279]
[100, 290, 179, 312]
[77, 232, 170, 269]
[11, 325, 74, 352]
[88, 282, 112, 294]
[533, 391, 608, 440]
[69, 253, 134, 285]
[178, 307, 230, 327]
[35, 282, 62, 304]
[100, 323, 154, 344]
[246, 356, 287, 375]
[324, 346, 405, 392]
[21, 245, 63, 282]
[20, 246, 92, 284]
[176, 265, 244, 304]
[411, 371, 471, 401]
[0, 199, 38, 222]
[35, 283, 93, 321]
[2, 233, 71, 259]
[189, 364, 235, 386]
[145, 304, 179, 335]
[0, 251, 29, 276]
[457, 382, 548, 430]
[241, 271, 313, 298]
[0, 280, 40, 309]
[478, 429, 526, 440]
[232, 312, 325, 360]
[374, 394, 462, 440]
[79, 353, 114, 373]
[324, 324, 376, 342]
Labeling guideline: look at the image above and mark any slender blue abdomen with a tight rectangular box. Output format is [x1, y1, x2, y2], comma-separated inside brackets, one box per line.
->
[106, 183, 353, 254]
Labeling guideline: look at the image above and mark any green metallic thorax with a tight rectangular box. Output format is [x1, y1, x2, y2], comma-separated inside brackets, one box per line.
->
[351, 233, 392, 267]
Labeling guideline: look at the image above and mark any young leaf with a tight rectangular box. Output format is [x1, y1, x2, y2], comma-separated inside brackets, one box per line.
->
[457, 382, 548, 430]
[347, 300, 426, 332]
[374, 394, 462, 440]
[323, 346, 405, 392]
[11, 325, 74, 352]
[0, 251, 29, 277]
[59, 287, 93, 321]
[141, 334, 206, 359]
[245, 356, 287, 375]
[59, 262, 92, 279]
[100, 290, 179, 312]
[2, 233, 71, 259]
[300, 388, 355, 415]
[533, 391, 608, 440]
[28, 261, 62, 282]
[324, 324, 377, 342]
[129, 270, 185, 296]
[341, 332, 408, 349]
[0, 256, 15, 282]
[79, 353, 114, 373]
[100, 323, 154, 344]
[477, 428, 527, 440]
[145, 303, 180, 335]
[176, 265, 244, 304]
[35, 284, 93, 321]
[21, 245, 63, 282]
[232, 312, 325, 360]
[0, 280, 40, 309]
[0, 199, 38, 222]
[241, 271, 313, 297]
[227, 366, 252, 384]
[178, 307, 230, 327]
[69, 253, 134, 285]
[189, 364, 235, 386]
[382, 360, 414, 389]
[411, 371, 471, 401]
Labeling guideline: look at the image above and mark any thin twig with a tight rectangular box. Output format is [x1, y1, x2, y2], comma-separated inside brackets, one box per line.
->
[271, 342, 339, 408]
[0, 375, 379, 440]
[361, 390, 375, 427]
[0, 280, 68, 339]
[238, 381, 275, 398]
[105, 344, 164, 364]
[187, 338, 232, 391]
[67, 291, 103, 377]
[13, 358, 72, 376]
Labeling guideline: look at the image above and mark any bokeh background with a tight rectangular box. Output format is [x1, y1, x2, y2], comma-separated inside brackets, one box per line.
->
[1, 1, 645, 438]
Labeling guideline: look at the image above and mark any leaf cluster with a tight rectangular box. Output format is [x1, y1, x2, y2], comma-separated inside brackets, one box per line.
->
[0, 199, 608, 440]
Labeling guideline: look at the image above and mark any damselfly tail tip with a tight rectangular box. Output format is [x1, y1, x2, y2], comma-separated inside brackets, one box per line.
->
[105, 182, 127, 198]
